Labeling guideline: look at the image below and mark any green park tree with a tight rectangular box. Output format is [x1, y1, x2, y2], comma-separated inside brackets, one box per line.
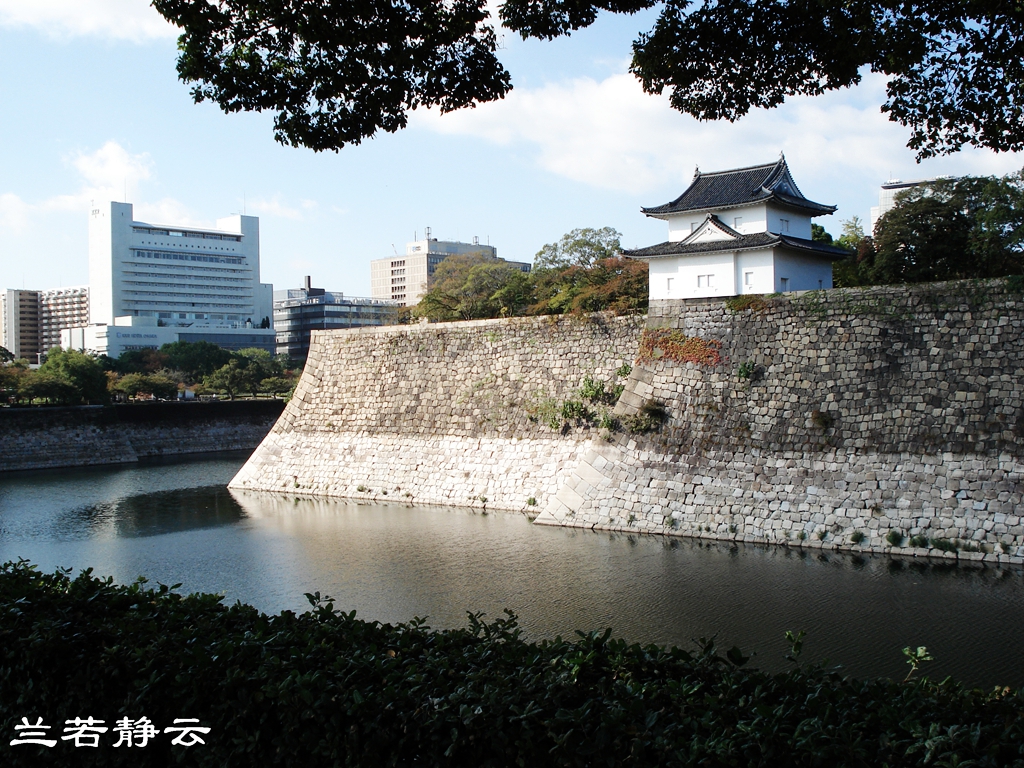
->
[114, 348, 170, 374]
[160, 340, 233, 383]
[203, 360, 247, 401]
[113, 372, 180, 401]
[154, 1, 1024, 158]
[36, 348, 109, 405]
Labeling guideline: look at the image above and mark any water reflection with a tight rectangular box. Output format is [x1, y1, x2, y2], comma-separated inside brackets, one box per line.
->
[2, 456, 1024, 688]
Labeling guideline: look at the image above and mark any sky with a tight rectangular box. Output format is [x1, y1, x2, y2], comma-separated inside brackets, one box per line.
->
[1, 1, 1022, 298]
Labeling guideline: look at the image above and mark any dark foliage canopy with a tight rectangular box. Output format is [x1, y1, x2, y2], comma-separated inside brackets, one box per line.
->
[152, 0, 511, 150]
[154, 0, 1024, 157]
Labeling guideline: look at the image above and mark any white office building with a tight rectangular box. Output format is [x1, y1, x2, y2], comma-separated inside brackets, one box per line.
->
[66, 202, 275, 357]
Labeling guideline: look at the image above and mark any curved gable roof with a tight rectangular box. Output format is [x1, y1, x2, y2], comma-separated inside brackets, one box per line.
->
[642, 157, 836, 218]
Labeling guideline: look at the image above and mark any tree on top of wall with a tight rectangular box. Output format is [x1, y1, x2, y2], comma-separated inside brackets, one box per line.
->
[843, 170, 1024, 286]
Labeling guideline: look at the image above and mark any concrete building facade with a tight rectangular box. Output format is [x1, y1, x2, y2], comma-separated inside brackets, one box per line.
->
[40, 286, 89, 350]
[69, 202, 275, 357]
[2, 289, 42, 361]
[274, 276, 399, 361]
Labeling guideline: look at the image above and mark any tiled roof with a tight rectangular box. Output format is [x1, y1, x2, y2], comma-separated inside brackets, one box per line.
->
[642, 158, 836, 217]
[621, 233, 851, 261]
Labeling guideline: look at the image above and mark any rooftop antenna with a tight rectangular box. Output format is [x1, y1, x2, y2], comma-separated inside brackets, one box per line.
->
[243, 192, 246, 215]
[392, 244, 398, 255]
[425, 226, 432, 240]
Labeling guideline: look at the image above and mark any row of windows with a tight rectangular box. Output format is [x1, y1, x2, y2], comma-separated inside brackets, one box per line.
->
[390, 260, 406, 268]
[133, 227, 241, 242]
[129, 249, 246, 265]
[666, 274, 792, 291]
[123, 269, 250, 280]
[123, 300, 255, 310]
[123, 289, 252, 299]
[123, 281, 251, 293]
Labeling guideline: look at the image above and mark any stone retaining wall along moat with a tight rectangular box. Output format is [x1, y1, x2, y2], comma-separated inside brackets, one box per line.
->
[229, 314, 644, 509]
[233, 281, 1024, 564]
[1, 400, 284, 472]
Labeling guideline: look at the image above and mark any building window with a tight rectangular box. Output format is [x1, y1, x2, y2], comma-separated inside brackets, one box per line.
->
[744, 271, 753, 286]
[697, 274, 714, 288]
[666, 277, 674, 293]
[733, 217, 743, 229]
[690, 222, 698, 233]
[779, 218, 790, 232]
[780, 277, 790, 291]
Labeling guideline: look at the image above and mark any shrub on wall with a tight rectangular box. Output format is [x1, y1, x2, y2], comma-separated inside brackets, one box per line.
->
[637, 329, 723, 366]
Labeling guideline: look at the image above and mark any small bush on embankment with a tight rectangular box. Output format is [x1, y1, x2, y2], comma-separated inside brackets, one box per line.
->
[2, 561, 1023, 767]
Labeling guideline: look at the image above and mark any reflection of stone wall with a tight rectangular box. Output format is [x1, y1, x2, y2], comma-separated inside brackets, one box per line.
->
[230, 314, 645, 510]
[537, 281, 1024, 565]
[0, 401, 283, 472]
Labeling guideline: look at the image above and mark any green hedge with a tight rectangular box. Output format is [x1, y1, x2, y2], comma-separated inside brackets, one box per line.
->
[1, 560, 1022, 767]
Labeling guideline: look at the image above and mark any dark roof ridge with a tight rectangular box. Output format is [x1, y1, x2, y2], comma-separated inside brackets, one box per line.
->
[641, 156, 835, 218]
[692, 158, 782, 179]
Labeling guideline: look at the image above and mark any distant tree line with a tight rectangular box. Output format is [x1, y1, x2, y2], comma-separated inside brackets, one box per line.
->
[0, 341, 301, 407]
[818, 169, 1024, 287]
[411, 227, 648, 322]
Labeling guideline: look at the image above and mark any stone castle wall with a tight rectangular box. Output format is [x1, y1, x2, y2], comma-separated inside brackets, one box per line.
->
[229, 314, 644, 509]
[0, 400, 283, 472]
[536, 281, 1024, 565]
[232, 281, 1024, 564]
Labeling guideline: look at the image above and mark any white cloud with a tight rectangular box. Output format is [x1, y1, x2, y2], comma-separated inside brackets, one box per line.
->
[135, 199, 210, 229]
[0, 141, 312, 238]
[416, 70, 1024, 221]
[0, 0, 176, 41]
[0, 141, 202, 233]
[248, 196, 306, 220]
[0, 192, 32, 232]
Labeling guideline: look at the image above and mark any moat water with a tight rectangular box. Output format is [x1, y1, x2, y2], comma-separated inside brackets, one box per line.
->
[3, 452, 1024, 687]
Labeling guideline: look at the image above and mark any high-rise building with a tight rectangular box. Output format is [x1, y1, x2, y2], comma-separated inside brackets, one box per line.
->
[274, 276, 400, 361]
[370, 233, 529, 307]
[67, 202, 275, 357]
[40, 286, 89, 351]
[1, 289, 42, 361]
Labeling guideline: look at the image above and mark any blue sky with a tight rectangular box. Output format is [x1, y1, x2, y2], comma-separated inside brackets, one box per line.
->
[1, 1, 1022, 297]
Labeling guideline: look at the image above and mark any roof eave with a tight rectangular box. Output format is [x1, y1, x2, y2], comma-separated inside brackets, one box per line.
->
[641, 198, 771, 219]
